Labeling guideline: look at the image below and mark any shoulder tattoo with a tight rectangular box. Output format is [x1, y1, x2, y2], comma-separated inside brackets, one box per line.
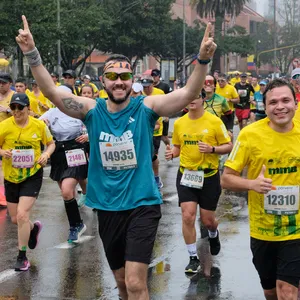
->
[62, 98, 84, 111]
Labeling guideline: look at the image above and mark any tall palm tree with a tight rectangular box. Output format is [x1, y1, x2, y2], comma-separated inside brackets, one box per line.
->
[190, 0, 250, 72]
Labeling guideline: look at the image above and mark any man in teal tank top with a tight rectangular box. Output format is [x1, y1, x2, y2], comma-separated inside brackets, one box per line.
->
[16, 16, 217, 300]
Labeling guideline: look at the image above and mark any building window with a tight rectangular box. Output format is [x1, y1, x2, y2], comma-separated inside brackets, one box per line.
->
[250, 21, 257, 34]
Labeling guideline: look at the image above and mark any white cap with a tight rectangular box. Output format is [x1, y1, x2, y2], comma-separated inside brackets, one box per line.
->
[83, 75, 91, 80]
[291, 68, 300, 78]
[132, 82, 143, 93]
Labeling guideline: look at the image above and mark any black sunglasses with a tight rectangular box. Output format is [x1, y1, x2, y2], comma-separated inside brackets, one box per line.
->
[10, 104, 27, 111]
[292, 74, 300, 80]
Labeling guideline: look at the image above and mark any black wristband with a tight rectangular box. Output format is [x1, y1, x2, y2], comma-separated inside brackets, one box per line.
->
[197, 58, 211, 65]
[212, 146, 215, 153]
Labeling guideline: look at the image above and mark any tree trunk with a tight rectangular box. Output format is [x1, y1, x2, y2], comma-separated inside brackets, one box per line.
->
[211, 15, 224, 73]
[17, 47, 24, 77]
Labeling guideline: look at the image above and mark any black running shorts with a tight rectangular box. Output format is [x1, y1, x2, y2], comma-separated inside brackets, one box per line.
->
[251, 237, 300, 289]
[153, 136, 161, 155]
[4, 168, 43, 204]
[97, 205, 161, 270]
[176, 170, 221, 211]
[162, 120, 169, 137]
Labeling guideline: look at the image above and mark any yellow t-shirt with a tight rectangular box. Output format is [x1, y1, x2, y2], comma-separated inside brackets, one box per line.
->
[143, 87, 165, 97]
[153, 117, 163, 136]
[215, 84, 239, 111]
[99, 89, 108, 100]
[225, 117, 300, 241]
[143, 87, 165, 137]
[27, 91, 53, 115]
[28, 95, 42, 117]
[230, 77, 240, 86]
[172, 111, 230, 177]
[0, 116, 53, 183]
[0, 91, 14, 123]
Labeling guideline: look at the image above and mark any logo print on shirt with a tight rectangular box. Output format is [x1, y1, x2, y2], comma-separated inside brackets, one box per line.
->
[99, 130, 133, 142]
[32, 133, 37, 138]
[128, 117, 135, 124]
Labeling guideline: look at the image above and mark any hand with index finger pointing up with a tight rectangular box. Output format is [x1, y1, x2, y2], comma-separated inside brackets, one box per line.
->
[15, 15, 36, 53]
[199, 23, 217, 60]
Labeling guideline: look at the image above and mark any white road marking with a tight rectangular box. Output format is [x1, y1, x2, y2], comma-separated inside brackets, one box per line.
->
[0, 269, 21, 284]
[54, 235, 95, 249]
[163, 194, 178, 202]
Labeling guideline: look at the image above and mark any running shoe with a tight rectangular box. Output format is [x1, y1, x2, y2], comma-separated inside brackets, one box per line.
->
[155, 176, 163, 189]
[68, 223, 86, 243]
[209, 230, 221, 256]
[77, 194, 86, 208]
[15, 256, 30, 271]
[185, 256, 200, 273]
[28, 220, 43, 249]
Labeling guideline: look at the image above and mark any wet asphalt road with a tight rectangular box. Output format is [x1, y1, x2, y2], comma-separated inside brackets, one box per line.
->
[0, 120, 295, 300]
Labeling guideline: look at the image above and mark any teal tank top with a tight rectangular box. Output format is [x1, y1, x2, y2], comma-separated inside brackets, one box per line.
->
[84, 96, 162, 211]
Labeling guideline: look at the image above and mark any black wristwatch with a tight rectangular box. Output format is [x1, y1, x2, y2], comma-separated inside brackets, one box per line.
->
[212, 146, 215, 153]
[197, 58, 211, 65]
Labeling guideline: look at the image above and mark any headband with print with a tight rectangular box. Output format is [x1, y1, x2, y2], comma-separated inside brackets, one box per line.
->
[103, 61, 132, 73]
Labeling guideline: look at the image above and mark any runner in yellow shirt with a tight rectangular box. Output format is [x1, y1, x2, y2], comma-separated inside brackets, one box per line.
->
[50, 72, 61, 86]
[15, 78, 41, 117]
[27, 80, 52, 114]
[215, 73, 239, 134]
[230, 72, 241, 86]
[222, 79, 300, 299]
[0, 93, 55, 271]
[165, 91, 232, 273]
[0, 73, 14, 122]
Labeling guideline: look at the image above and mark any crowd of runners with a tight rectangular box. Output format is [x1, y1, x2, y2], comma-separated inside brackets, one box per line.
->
[0, 15, 299, 300]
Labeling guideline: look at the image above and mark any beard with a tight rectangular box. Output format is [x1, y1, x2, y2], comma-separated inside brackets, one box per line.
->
[105, 87, 131, 105]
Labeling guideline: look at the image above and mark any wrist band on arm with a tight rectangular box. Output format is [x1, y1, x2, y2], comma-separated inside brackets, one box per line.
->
[24, 47, 42, 67]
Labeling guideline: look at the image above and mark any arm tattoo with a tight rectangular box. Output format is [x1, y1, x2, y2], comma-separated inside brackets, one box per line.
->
[62, 98, 84, 111]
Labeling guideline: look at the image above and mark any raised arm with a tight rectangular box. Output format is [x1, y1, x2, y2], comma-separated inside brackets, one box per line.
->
[16, 16, 95, 119]
[144, 23, 217, 116]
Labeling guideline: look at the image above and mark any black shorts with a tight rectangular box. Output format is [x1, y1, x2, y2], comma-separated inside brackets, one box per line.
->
[4, 168, 43, 204]
[153, 136, 161, 155]
[251, 237, 300, 289]
[162, 120, 169, 137]
[50, 139, 88, 182]
[176, 170, 221, 211]
[97, 205, 161, 270]
[221, 114, 234, 131]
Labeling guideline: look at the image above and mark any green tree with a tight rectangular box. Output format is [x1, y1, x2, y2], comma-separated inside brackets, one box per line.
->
[151, 18, 205, 73]
[0, 0, 111, 75]
[190, 0, 251, 72]
[100, 0, 175, 69]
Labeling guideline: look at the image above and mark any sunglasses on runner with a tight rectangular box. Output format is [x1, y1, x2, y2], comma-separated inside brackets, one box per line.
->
[103, 72, 133, 81]
[217, 79, 226, 83]
[10, 104, 27, 111]
[292, 74, 300, 80]
[204, 79, 215, 85]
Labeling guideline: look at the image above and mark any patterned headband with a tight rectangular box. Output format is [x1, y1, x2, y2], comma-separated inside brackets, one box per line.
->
[103, 61, 132, 72]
